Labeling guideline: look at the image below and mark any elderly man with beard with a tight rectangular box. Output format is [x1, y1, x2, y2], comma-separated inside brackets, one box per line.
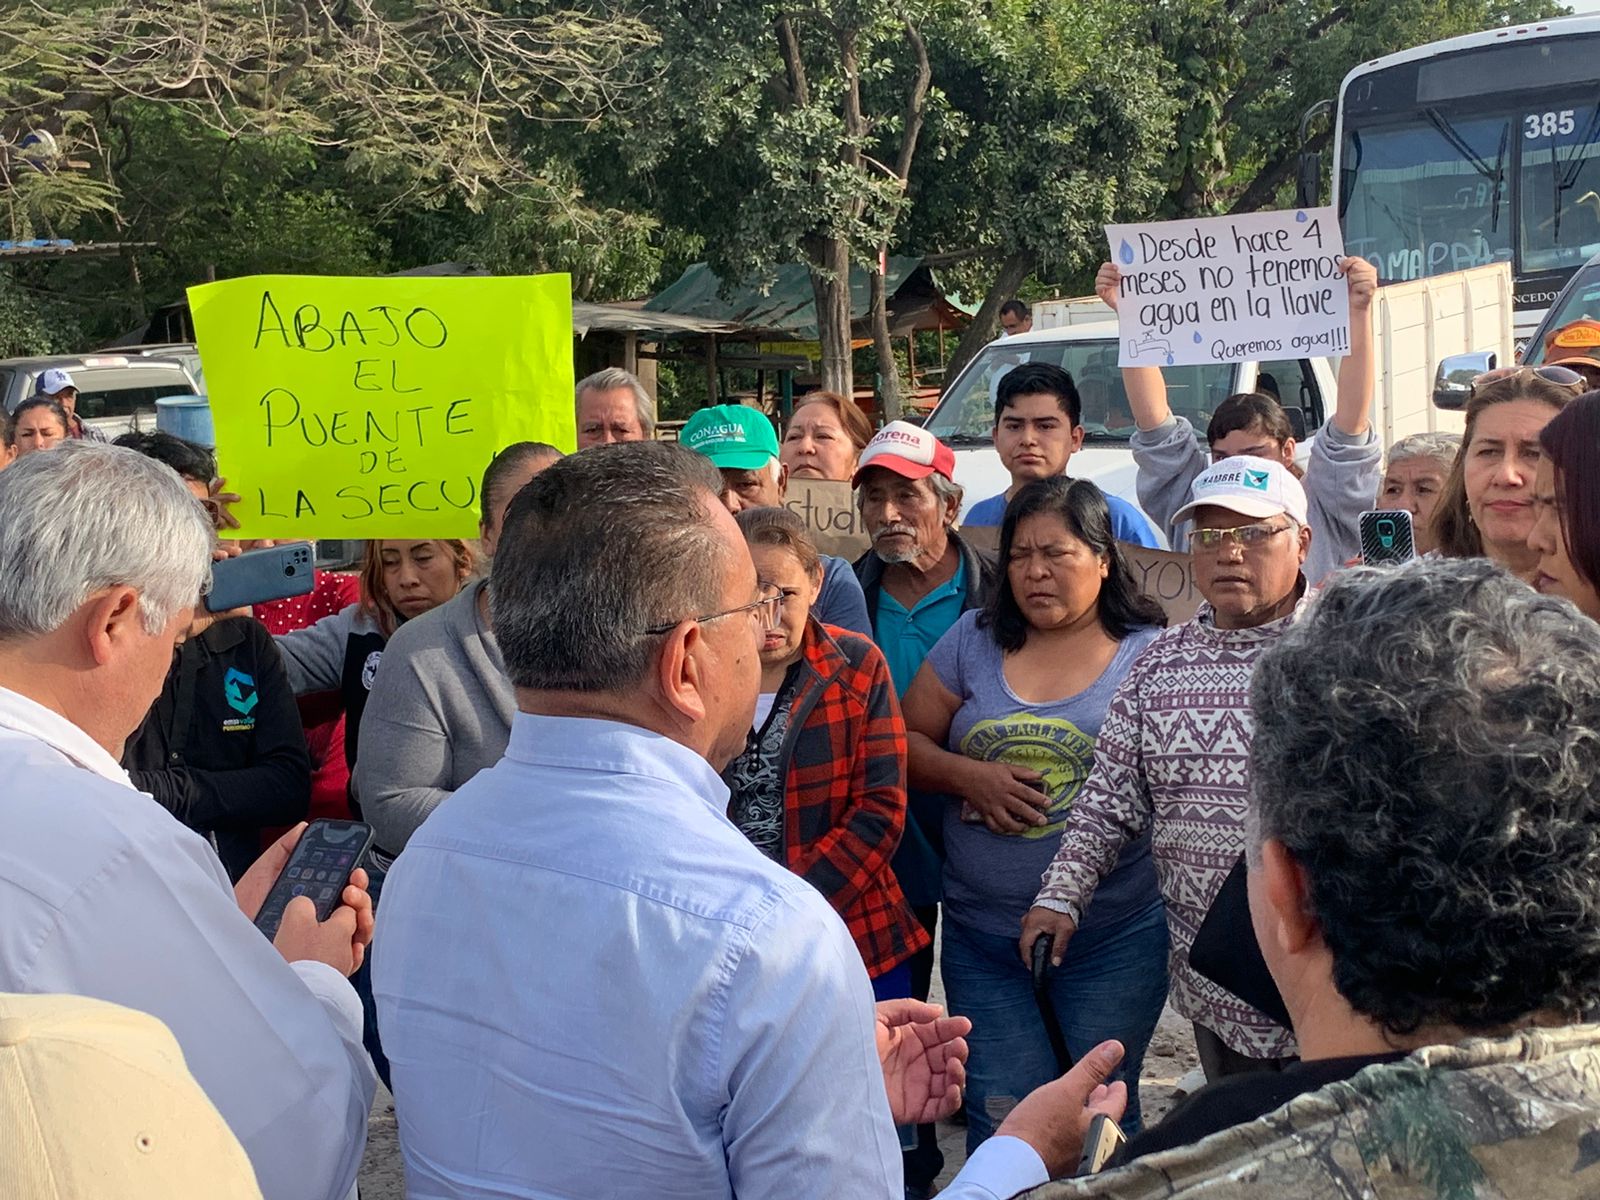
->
[853, 420, 999, 1196]
[854, 421, 999, 695]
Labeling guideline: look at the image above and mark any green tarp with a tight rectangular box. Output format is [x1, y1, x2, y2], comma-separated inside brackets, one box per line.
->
[644, 257, 943, 340]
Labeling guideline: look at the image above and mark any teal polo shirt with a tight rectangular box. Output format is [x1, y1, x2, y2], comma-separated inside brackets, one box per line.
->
[875, 556, 969, 697]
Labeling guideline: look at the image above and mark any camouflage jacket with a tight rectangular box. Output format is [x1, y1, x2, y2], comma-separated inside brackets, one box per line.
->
[1024, 1024, 1600, 1200]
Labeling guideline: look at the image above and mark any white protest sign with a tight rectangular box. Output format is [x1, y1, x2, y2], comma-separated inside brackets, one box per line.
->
[1107, 207, 1349, 368]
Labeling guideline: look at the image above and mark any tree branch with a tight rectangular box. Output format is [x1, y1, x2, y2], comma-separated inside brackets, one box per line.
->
[774, 14, 809, 109]
[1226, 125, 1331, 215]
[892, 20, 930, 183]
[1219, 5, 1350, 126]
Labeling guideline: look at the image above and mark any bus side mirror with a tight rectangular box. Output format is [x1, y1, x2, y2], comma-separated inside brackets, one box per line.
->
[1295, 152, 1323, 208]
[1434, 351, 1497, 410]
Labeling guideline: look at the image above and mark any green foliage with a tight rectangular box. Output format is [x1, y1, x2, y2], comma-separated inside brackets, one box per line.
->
[624, 0, 931, 292]
[0, 0, 1585, 364]
[22, 105, 389, 343]
[0, 268, 81, 357]
[909, 0, 1175, 280]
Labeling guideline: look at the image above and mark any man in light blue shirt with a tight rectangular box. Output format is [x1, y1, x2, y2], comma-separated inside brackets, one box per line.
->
[375, 442, 1127, 1199]
[964, 361, 1161, 547]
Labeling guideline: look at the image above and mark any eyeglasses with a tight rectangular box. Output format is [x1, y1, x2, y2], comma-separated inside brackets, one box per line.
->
[1190, 521, 1295, 550]
[642, 582, 784, 636]
[1470, 364, 1586, 395]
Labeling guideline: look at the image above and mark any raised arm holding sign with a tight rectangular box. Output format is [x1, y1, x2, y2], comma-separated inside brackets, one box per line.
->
[190, 274, 575, 540]
[1094, 214, 1382, 581]
[1095, 254, 1377, 443]
[1105, 208, 1351, 369]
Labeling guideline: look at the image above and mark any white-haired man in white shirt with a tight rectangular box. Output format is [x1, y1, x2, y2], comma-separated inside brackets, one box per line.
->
[0, 442, 376, 1200]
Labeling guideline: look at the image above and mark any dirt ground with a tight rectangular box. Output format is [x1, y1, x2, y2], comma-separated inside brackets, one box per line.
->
[358, 1002, 1200, 1197]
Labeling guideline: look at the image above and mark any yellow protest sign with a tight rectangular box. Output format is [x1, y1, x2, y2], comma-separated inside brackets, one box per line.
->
[189, 274, 574, 538]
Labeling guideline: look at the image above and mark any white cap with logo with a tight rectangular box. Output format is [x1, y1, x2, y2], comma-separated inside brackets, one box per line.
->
[1171, 455, 1308, 527]
[0, 992, 262, 1199]
[35, 368, 76, 397]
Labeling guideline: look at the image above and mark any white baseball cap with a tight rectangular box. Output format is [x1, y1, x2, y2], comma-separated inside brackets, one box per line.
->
[1172, 455, 1308, 526]
[35, 368, 76, 396]
[851, 420, 957, 487]
[0, 992, 262, 1199]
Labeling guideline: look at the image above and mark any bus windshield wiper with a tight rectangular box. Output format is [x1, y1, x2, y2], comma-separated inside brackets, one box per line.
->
[1422, 106, 1510, 235]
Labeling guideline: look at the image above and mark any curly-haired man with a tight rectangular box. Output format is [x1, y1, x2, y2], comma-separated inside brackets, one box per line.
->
[1028, 557, 1600, 1196]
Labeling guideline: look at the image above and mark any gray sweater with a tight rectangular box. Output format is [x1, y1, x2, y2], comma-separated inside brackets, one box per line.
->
[353, 579, 514, 855]
[1130, 416, 1382, 586]
[274, 603, 385, 696]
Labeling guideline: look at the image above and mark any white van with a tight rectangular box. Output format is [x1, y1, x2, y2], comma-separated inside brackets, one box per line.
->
[922, 322, 1336, 540]
[0, 354, 200, 439]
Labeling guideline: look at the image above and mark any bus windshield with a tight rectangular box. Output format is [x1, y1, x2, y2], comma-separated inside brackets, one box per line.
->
[1519, 102, 1600, 272]
[1340, 112, 1513, 281]
[1341, 98, 1600, 280]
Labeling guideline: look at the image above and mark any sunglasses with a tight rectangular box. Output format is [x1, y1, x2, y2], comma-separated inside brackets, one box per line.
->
[1469, 364, 1586, 395]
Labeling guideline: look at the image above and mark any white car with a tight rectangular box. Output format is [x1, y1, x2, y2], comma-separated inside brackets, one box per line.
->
[0, 354, 201, 439]
[922, 322, 1336, 544]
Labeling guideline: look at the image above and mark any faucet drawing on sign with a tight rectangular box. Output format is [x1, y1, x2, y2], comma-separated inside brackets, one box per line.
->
[1127, 333, 1172, 361]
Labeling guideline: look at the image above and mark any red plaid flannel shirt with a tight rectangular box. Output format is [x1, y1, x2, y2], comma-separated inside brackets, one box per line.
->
[781, 621, 931, 979]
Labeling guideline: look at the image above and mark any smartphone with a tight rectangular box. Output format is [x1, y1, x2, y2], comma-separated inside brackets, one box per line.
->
[1075, 1111, 1126, 1176]
[1359, 509, 1416, 566]
[206, 542, 316, 613]
[252, 819, 375, 940]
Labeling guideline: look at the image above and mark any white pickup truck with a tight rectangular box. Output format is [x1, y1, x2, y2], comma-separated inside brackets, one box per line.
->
[925, 263, 1511, 536]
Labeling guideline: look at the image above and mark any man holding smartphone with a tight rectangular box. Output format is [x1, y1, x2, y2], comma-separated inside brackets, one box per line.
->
[0, 443, 376, 1200]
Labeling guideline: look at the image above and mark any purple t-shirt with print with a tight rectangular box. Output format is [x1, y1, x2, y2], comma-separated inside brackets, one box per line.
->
[927, 611, 1161, 939]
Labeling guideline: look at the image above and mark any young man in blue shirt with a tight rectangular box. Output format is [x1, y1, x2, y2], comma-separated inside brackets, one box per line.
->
[965, 361, 1161, 546]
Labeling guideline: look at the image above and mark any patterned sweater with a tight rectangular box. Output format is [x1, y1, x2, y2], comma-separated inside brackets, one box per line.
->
[1034, 600, 1301, 1059]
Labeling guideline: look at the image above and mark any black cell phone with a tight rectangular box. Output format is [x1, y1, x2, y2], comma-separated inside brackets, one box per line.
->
[252, 819, 375, 940]
[1359, 509, 1416, 566]
[1076, 1112, 1126, 1176]
[206, 542, 316, 613]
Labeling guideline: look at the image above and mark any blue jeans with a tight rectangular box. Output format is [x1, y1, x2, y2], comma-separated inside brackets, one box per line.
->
[940, 903, 1168, 1153]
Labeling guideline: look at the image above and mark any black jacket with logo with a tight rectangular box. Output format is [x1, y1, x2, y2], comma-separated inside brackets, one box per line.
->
[124, 616, 311, 881]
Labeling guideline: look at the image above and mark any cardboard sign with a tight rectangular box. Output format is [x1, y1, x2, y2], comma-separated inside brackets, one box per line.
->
[1107, 207, 1349, 368]
[959, 525, 1200, 626]
[1121, 544, 1200, 623]
[190, 274, 575, 538]
[784, 478, 869, 560]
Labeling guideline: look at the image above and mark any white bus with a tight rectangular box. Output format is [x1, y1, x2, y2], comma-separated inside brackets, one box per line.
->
[1315, 17, 1600, 340]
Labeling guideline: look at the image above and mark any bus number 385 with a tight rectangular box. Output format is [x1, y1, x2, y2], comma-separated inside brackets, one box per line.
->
[1525, 111, 1577, 139]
